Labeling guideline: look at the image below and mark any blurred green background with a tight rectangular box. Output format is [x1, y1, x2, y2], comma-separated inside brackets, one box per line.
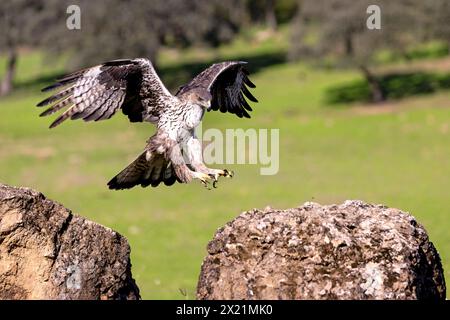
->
[0, 0, 449, 299]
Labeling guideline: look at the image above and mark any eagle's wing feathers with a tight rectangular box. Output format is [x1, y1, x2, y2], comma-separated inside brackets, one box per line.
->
[37, 58, 172, 128]
[176, 61, 257, 118]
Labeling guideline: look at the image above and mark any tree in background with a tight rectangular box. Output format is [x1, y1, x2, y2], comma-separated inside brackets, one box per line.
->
[290, 0, 426, 103]
[42, 0, 249, 68]
[425, 0, 450, 53]
[0, 1, 49, 96]
[3, 0, 446, 99]
[0, 0, 250, 94]
[247, 0, 298, 31]
[196, 0, 249, 47]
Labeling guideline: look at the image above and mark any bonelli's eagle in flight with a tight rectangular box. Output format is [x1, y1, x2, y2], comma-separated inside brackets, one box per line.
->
[37, 58, 257, 190]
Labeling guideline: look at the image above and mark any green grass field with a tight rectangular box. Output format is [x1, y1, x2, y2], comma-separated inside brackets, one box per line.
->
[1, 38, 449, 299]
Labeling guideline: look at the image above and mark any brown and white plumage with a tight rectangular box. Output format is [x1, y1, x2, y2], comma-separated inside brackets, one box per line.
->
[38, 58, 173, 127]
[37, 58, 257, 190]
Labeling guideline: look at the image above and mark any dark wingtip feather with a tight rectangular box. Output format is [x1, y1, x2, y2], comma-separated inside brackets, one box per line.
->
[39, 108, 54, 117]
[241, 107, 251, 118]
[107, 177, 126, 190]
[41, 81, 72, 92]
[107, 175, 140, 190]
[37, 98, 51, 107]
[103, 59, 135, 67]
[243, 75, 256, 88]
[107, 177, 118, 189]
[41, 73, 81, 92]
[41, 83, 60, 92]
[56, 73, 80, 82]
[163, 175, 177, 186]
[150, 180, 162, 188]
[242, 86, 258, 103]
[241, 99, 253, 111]
[49, 115, 66, 129]
[37, 90, 71, 107]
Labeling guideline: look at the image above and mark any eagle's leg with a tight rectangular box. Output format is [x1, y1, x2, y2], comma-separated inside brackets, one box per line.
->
[168, 138, 214, 188]
[184, 136, 233, 187]
[177, 166, 213, 189]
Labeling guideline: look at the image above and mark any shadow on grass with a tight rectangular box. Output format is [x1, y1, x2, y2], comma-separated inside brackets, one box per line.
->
[326, 71, 450, 105]
[12, 50, 287, 93]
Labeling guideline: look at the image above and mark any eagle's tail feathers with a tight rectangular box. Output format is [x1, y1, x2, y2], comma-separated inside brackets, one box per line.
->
[107, 151, 179, 190]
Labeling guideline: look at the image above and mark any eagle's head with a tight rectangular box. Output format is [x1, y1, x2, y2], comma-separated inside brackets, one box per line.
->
[190, 87, 212, 111]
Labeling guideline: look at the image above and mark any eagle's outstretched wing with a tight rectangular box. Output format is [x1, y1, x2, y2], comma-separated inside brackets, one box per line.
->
[37, 58, 173, 128]
[175, 61, 257, 118]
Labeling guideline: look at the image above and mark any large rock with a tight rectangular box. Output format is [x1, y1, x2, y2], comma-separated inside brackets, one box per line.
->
[0, 183, 139, 300]
[197, 201, 446, 300]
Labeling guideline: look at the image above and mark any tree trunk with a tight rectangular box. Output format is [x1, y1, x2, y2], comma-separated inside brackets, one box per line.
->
[0, 49, 17, 97]
[265, 0, 277, 31]
[359, 65, 385, 103]
[344, 32, 354, 57]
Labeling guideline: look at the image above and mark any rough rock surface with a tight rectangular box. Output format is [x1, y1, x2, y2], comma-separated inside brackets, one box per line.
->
[0, 183, 139, 300]
[197, 201, 446, 300]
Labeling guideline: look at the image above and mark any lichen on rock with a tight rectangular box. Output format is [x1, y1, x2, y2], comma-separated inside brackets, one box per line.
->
[197, 200, 446, 300]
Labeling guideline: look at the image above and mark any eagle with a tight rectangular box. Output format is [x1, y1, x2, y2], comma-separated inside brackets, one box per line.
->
[37, 58, 257, 190]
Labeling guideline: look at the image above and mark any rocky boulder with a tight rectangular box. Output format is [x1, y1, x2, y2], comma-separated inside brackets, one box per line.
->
[0, 183, 139, 300]
[197, 201, 446, 300]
